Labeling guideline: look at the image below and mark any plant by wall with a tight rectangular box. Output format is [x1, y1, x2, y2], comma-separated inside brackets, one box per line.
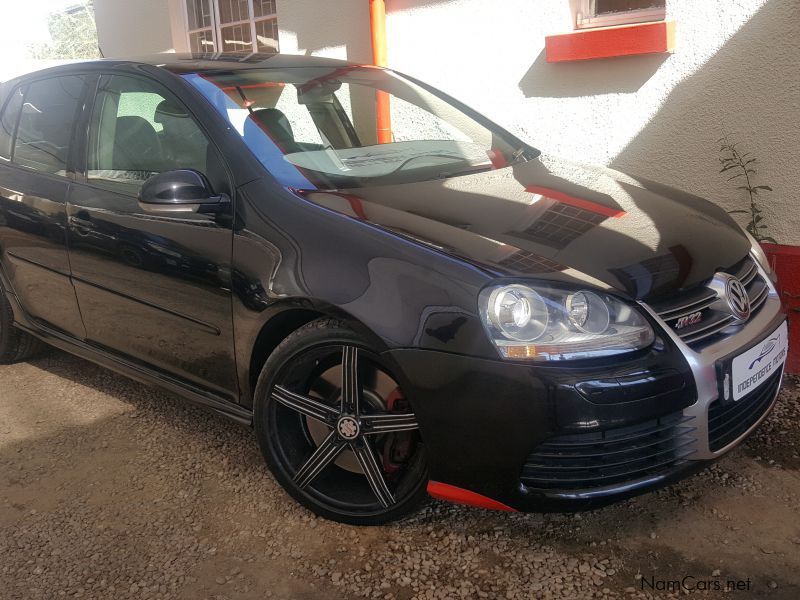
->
[719, 135, 776, 243]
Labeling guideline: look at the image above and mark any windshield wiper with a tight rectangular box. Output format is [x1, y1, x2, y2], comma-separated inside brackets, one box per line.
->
[437, 163, 494, 179]
[508, 145, 541, 165]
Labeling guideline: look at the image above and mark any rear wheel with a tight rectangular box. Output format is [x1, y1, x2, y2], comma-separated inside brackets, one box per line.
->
[254, 319, 428, 525]
[0, 284, 44, 364]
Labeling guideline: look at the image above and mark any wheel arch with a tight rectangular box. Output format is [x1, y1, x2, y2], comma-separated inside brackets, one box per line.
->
[243, 301, 393, 407]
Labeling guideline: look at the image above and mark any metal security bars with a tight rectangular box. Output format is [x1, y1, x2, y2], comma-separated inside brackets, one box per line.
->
[576, 0, 666, 29]
[185, 0, 279, 55]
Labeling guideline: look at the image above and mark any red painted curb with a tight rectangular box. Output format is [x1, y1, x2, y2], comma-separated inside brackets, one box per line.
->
[762, 243, 800, 374]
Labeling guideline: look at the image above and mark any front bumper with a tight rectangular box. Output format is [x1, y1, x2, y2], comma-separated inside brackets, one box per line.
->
[385, 273, 786, 513]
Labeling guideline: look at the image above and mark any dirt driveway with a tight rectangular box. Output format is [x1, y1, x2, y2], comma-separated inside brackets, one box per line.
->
[1, 351, 799, 600]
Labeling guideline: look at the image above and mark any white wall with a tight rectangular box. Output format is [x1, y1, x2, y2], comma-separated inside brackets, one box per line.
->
[94, 0, 175, 56]
[277, 0, 373, 62]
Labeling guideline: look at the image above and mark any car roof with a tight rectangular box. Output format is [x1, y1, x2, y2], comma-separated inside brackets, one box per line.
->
[128, 52, 360, 73]
[7, 53, 360, 82]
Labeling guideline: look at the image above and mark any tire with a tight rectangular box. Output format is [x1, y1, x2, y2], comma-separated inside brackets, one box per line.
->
[253, 318, 428, 525]
[0, 283, 44, 364]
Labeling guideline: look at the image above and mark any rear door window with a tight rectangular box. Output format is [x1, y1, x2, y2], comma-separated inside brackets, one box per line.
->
[0, 86, 25, 161]
[13, 76, 87, 175]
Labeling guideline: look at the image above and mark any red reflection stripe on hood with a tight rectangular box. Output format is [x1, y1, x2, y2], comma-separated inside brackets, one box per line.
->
[525, 185, 626, 218]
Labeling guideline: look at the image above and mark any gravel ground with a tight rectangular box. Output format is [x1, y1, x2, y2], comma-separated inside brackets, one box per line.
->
[1, 351, 799, 600]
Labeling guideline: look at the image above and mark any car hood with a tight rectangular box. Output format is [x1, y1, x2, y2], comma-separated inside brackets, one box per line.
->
[296, 154, 750, 301]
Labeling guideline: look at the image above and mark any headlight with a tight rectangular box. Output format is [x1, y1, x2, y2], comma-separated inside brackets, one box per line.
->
[479, 284, 654, 361]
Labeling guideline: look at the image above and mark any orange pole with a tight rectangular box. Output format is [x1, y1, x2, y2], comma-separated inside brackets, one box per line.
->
[369, 0, 392, 144]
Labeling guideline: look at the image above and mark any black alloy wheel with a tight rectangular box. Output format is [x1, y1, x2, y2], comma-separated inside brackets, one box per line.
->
[254, 319, 428, 525]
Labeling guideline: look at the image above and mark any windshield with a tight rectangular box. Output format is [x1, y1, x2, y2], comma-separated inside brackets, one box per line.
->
[184, 66, 528, 189]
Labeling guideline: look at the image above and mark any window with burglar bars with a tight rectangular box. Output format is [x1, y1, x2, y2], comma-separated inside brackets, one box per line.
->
[185, 0, 279, 54]
[576, 0, 666, 29]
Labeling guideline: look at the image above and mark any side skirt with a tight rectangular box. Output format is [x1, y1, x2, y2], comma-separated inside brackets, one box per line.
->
[7, 294, 253, 427]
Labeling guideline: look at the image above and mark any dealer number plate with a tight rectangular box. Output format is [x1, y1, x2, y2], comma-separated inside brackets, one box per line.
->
[731, 320, 788, 401]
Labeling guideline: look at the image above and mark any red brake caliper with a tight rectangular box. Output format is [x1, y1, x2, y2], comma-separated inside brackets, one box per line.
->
[382, 387, 413, 474]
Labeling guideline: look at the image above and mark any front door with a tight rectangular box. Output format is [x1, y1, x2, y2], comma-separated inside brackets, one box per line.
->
[0, 75, 90, 339]
[66, 73, 238, 398]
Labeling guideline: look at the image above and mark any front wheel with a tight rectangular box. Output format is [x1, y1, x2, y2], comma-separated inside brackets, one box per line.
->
[253, 319, 428, 525]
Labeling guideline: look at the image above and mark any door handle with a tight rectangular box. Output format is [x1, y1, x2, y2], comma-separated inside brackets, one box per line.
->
[69, 216, 92, 227]
[68, 215, 94, 234]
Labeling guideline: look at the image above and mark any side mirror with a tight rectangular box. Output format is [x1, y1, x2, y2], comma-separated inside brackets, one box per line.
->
[138, 169, 229, 214]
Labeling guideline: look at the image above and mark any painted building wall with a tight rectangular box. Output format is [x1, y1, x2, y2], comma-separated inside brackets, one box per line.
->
[94, 0, 176, 56]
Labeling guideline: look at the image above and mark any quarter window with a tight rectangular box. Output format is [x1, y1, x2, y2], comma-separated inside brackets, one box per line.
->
[185, 0, 279, 54]
[13, 76, 87, 175]
[87, 75, 213, 193]
[0, 86, 24, 161]
[576, 0, 666, 29]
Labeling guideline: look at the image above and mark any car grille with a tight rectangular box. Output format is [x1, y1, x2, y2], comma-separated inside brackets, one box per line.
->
[520, 413, 697, 491]
[708, 368, 782, 452]
[649, 257, 769, 350]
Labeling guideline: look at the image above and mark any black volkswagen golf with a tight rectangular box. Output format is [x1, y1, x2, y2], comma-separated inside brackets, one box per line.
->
[0, 54, 788, 524]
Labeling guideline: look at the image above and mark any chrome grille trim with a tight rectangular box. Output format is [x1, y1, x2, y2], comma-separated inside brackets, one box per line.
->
[739, 260, 758, 286]
[651, 257, 768, 350]
[680, 314, 735, 345]
[750, 283, 769, 312]
[657, 293, 717, 321]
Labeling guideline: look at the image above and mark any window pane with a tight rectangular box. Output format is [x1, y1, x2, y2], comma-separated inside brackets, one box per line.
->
[189, 30, 216, 53]
[596, 0, 665, 13]
[186, 0, 212, 29]
[220, 23, 252, 53]
[218, 0, 250, 24]
[118, 92, 167, 132]
[390, 95, 471, 144]
[0, 86, 24, 160]
[88, 75, 211, 191]
[14, 76, 86, 175]
[273, 88, 325, 146]
[253, 0, 276, 18]
[255, 18, 279, 53]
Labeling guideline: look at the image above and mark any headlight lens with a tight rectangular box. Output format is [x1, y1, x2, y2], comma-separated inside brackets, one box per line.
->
[479, 284, 654, 361]
[487, 285, 548, 341]
[566, 291, 610, 334]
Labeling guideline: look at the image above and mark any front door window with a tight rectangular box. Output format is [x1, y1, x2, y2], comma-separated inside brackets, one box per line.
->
[86, 75, 213, 194]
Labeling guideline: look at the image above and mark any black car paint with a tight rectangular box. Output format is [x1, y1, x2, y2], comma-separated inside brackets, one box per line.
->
[0, 55, 754, 511]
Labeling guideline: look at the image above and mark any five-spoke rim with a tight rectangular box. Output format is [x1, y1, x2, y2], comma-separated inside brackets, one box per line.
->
[271, 345, 420, 510]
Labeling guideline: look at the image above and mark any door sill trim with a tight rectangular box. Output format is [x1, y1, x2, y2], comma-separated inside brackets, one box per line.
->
[10, 305, 252, 426]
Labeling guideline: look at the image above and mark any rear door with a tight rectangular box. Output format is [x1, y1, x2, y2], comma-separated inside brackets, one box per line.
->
[0, 75, 91, 339]
[66, 73, 238, 398]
